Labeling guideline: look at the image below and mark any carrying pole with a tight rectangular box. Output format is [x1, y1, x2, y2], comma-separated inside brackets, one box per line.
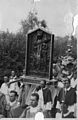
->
[49, 34, 54, 80]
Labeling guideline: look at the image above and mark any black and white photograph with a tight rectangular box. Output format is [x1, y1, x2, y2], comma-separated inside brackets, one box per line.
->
[0, 0, 77, 119]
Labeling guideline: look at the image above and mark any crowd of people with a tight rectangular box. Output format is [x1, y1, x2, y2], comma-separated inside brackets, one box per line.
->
[0, 51, 77, 118]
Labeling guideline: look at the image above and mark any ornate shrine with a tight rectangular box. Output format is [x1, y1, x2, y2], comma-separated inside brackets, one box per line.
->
[25, 27, 54, 80]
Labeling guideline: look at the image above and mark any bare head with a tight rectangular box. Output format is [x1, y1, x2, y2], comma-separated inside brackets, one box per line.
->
[30, 93, 39, 107]
[40, 80, 46, 88]
[9, 91, 18, 102]
[4, 76, 8, 83]
[63, 79, 70, 89]
[11, 71, 15, 77]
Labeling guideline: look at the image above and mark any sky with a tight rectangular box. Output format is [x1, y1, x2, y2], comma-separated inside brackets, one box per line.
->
[0, 0, 78, 36]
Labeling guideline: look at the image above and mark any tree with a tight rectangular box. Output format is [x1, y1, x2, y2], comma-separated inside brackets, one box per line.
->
[0, 11, 48, 86]
[20, 11, 47, 35]
[41, 20, 47, 28]
[0, 11, 77, 86]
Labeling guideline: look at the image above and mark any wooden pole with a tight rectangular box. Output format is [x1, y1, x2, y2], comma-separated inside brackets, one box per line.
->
[25, 34, 28, 75]
[49, 34, 54, 80]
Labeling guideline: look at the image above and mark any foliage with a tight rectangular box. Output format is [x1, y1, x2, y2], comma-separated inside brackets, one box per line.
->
[20, 12, 47, 35]
[53, 36, 77, 59]
[0, 11, 77, 86]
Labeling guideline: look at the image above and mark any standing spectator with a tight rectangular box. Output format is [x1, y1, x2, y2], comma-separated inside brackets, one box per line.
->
[56, 78, 77, 118]
[9, 71, 19, 95]
[9, 71, 17, 91]
[1, 76, 9, 104]
[37, 80, 52, 118]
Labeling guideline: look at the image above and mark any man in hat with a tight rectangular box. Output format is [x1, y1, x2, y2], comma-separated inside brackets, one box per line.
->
[56, 77, 77, 118]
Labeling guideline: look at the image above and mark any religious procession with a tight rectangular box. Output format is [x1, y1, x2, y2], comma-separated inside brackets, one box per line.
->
[0, 26, 77, 118]
[0, 0, 77, 119]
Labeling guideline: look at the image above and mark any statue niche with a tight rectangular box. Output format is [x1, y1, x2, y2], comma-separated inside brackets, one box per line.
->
[26, 28, 54, 79]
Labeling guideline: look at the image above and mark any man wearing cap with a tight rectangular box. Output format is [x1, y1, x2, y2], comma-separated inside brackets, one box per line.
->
[56, 78, 77, 118]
